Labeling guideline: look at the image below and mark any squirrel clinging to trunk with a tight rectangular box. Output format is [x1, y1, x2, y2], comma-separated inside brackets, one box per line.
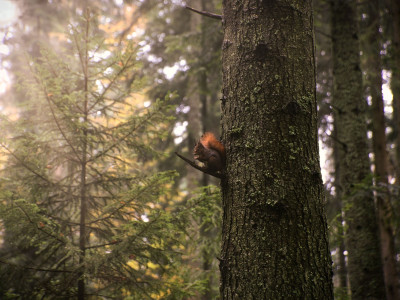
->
[193, 132, 226, 172]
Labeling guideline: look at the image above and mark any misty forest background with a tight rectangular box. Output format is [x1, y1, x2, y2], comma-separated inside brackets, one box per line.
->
[0, 0, 399, 299]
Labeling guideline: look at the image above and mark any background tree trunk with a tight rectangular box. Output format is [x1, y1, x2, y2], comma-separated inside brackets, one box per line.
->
[366, 0, 400, 298]
[330, 0, 386, 299]
[333, 122, 348, 296]
[220, 1, 333, 298]
[390, 0, 400, 185]
[77, 16, 90, 300]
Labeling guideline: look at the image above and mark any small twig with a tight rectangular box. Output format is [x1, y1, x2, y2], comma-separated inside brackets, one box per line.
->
[326, 133, 348, 154]
[185, 5, 222, 20]
[175, 152, 223, 179]
[85, 240, 121, 250]
[15, 202, 66, 244]
[315, 28, 332, 39]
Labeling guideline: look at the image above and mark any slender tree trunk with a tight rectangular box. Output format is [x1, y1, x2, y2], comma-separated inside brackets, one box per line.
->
[186, 2, 219, 298]
[219, 1, 333, 298]
[337, 230, 347, 288]
[390, 9, 400, 298]
[77, 15, 90, 300]
[366, 1, 400, 299]
[330, 0, 386, 299]
[78, 139, 88, 300]
[333, 122, 348, 294]
[197, 3, 214, 299]
[198, 0, 210, 188]
[391, 0, 400, 185]
[186, 1, 203, 188]
[389, 1, 400, 297]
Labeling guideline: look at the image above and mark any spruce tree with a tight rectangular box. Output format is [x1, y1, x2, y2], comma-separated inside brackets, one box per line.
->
[0, 12, 196, 299]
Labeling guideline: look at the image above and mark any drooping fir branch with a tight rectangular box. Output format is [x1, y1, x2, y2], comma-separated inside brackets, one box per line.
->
[87, 52, 137, 113]
[26, 56, 82, 164]
[0, 141, 56, 187]
[87, 102, 165, 163]
[87, 172, 174, 225]
[45, 92, 82, 163]
[15, 201, 66, 244]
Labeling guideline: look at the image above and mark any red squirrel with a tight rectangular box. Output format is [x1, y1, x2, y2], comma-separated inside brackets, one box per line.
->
[193, 132, 226, 172]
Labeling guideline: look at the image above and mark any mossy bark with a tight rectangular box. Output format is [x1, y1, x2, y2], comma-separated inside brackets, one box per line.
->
[330, 0, 386, 299]
[219, 1, 333, 298]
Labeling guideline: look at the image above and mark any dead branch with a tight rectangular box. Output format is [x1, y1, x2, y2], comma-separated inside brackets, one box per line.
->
[185, 5, 222, 20]
[175, 152, 223, 179]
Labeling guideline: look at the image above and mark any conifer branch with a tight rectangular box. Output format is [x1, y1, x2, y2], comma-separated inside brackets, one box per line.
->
[85, 240, 121, 249]
[87, 106, 159, 163]
[26, 60, 82, 164]
[0, 142, 55, 186]
[45, 92, 82, 163]
[0, 259, 74, 273]
[185, 5, 222, 20]
[88, 52, 135, 113]
[15, 202, 66, 244]
[87, 176, 161, 225]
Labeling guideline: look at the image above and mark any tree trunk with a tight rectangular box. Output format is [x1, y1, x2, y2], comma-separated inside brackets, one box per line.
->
[390, 0, 400, 185]
[330, 0, 386, 299]
[220, 1, 333, 298]
[333, 122, 348, 295]
[78, 15, 90, 300]
[187, 2, 220, 298]
[366, 1, 400, 299]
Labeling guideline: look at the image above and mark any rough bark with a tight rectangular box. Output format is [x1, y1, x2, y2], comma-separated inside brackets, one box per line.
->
[366, 0, 400, 299]
[219, 1, 333, 298]
[330, 0, 386, 299]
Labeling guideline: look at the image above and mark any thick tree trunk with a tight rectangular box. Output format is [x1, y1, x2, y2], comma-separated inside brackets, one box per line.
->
[219, 1, 333, 298]
[330, 0, 386, 299]
[367, 1, 400, 299]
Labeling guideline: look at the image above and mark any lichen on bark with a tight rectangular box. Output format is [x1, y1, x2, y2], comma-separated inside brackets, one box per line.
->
[219, 0, 333, 298]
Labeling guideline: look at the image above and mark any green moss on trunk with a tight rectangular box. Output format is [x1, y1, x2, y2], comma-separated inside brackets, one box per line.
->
[220, 0, 333, 298]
